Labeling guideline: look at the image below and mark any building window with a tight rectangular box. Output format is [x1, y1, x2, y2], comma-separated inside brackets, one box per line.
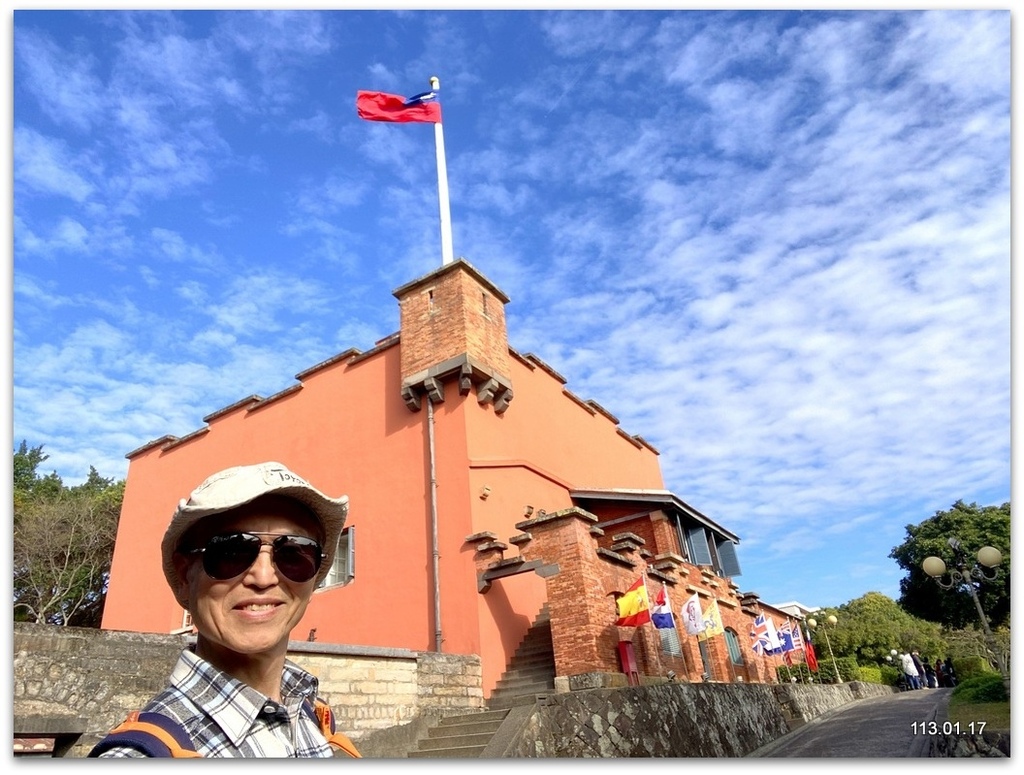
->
[659, 626, 683, 656]
[725, 628, 744, 665]
[170, 610, 194, 635]
[697, 638, 713, 680]
[685, 526, 713, 566]
[320, 526, 355, 588]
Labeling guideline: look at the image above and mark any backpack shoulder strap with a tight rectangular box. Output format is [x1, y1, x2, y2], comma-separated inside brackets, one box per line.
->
[304, 698, 362, 758]
[88, 711, 203, 758]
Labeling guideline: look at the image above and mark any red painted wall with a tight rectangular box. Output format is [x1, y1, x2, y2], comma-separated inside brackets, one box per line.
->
[102, 337, 665, 697]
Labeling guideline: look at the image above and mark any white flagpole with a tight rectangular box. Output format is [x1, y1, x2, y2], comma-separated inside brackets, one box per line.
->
[430, 76, 454, 266]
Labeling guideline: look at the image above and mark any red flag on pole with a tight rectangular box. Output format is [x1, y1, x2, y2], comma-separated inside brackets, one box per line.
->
[356, 79, 454, 266]
[805, 641, 819, 672]
[356, 90, 441, 123]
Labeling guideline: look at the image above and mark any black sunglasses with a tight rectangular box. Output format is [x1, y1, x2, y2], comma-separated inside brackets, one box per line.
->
[184, 532, 325, 583]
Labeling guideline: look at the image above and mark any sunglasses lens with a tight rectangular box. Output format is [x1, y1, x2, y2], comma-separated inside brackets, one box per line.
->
[198, 533, 323, 583]
[203, 533, 262, 580]
[272, 536, 322, 583]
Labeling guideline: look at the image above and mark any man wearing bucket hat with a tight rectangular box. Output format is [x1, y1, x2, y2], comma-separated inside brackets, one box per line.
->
[90, 461, 360, 757]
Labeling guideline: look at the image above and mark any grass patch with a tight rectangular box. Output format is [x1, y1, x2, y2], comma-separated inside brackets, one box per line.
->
[944, 673, 1010, 731]
[946, 699, 1010, 731]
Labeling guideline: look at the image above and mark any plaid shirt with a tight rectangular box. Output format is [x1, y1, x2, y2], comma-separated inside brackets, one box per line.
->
[97, 649, 334, 757]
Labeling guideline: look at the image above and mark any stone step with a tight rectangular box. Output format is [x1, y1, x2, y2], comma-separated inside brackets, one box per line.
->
[417, 731, 495, 750]
[408, 744, 488, 758]
[493, 671, 557, 687]
[487, 691, 551, 710]
[511, 639, 553, 655]
[490, 680, 553, 698]
[500, 662, 555, 677]
[426, 719, 505, 738]
[407, 604, 553, 757]
[509, 644, 554, 663]
[435, 709, 509, 727]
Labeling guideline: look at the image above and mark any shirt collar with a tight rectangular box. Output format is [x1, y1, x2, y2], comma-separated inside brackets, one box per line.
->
[172, 650, 321, 748]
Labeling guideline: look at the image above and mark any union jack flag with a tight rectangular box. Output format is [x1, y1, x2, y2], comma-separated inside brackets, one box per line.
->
[750, 613, 782, 656]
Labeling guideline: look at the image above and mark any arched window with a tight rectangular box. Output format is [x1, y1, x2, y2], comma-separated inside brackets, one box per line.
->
[724, 628, 744, 666]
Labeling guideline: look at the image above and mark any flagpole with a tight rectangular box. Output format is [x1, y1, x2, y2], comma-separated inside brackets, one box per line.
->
[430, 76, 454, 266]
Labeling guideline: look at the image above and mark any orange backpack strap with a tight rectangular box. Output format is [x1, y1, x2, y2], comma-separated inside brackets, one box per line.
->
[310, 699, 362, 758]
[88, 711, 203, 757]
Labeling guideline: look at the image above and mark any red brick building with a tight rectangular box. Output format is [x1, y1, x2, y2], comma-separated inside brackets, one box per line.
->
[102, 258, 787, 696]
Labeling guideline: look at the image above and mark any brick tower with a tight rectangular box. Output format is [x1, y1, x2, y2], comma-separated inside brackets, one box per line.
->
[392, 258, 514, 413]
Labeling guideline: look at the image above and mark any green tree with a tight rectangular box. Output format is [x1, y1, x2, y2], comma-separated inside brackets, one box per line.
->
[889, 500, 1010, 630]
[12, 442, 124, 627]
[811, 593, 946, 667]
[13, 440, 63, 505]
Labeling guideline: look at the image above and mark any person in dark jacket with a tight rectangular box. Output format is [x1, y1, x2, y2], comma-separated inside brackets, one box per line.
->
[911, 651, 928, 688]
[943, 657, 958, 687]
[922, 658, 938, 688]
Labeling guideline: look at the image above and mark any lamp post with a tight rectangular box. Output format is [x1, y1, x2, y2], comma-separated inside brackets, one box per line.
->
[807, 615, 842, 684]
[922, 537, 1008, 693]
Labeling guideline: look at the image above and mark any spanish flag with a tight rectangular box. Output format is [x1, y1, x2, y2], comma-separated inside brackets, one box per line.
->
[615, 576, 651, 627]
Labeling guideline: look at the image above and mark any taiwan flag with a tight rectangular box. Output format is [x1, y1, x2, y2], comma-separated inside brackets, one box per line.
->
[803, 624, 819, 672]
[356, 90, 442, 123]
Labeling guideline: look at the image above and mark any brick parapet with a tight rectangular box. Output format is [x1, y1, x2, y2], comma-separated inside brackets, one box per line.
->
[480, 501, 769, 689]
[394, 259, 511, 389]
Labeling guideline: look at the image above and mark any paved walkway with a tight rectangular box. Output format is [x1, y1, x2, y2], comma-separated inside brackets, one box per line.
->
[747, 688, 952, 758]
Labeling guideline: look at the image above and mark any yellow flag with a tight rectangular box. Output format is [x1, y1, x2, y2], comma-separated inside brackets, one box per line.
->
[697, 599, 724, 640]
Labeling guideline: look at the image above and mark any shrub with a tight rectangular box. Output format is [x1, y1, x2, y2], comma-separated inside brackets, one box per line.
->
[879, 665, 902, 687]
[952, 656, 996, 682]
[775, 662, 811, 683]
[856, 665, 883, 684]
[952, 673, 1008, 704]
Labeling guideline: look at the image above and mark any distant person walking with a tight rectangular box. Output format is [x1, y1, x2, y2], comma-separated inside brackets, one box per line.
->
[934, 658, 946, 688]
[900, 652, 921, 690]
[911, 651, 928, 688]
[922, 658, 938, 688]
[943, 657, 958, 688]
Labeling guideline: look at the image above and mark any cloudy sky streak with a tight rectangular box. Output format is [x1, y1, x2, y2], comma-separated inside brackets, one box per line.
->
[11, 8, 1010, 608]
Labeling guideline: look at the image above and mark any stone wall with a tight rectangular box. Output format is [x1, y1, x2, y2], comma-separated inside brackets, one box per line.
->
[18, 624, 947, 759]
[932, 731, 1010, 757]
[12, 623, 482, 758]
[489, 681, 895, 757]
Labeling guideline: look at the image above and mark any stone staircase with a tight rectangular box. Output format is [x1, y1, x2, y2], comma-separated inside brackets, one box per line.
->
[406, 605, 555, 758]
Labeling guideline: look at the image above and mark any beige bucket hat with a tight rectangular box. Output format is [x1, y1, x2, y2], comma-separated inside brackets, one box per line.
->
[161, 461, 349, 604]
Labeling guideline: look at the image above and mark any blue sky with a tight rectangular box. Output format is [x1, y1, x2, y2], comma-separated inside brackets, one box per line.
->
[8, 7, 1012, 611]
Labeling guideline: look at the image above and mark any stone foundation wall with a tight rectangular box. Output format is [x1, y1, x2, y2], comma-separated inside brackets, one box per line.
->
[932, 731, 1010, 757]
[21, 624, 981, 759]
[13, 623, 482, 758]
[493, 681, 895, 757]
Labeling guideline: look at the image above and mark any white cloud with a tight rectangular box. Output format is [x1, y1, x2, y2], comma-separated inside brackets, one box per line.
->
[11, 10, 1009, 608]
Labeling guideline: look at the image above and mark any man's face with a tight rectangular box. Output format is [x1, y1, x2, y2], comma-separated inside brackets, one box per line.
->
[173, 495, 322, 671]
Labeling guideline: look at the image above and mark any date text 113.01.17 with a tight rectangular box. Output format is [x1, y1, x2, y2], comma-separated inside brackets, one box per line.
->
[911, 721, 986, 735]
